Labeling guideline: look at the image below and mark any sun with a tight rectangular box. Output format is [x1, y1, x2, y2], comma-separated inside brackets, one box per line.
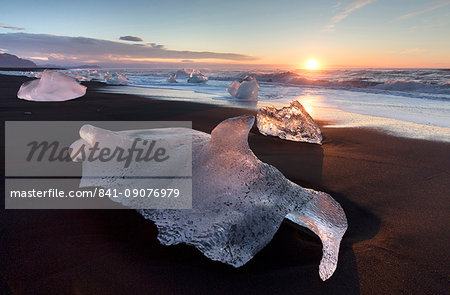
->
[305, 59, 319, 70]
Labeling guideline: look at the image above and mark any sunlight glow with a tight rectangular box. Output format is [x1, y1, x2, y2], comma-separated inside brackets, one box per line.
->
[305, 59, 319, 70]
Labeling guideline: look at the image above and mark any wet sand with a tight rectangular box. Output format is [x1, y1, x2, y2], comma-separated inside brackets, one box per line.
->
[1, 74, 449, 294]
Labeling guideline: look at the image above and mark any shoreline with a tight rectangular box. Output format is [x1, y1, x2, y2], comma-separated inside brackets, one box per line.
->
[99, 79, 450, 143]
[2, 71, 450, 143]
[1, 74, 449, 294]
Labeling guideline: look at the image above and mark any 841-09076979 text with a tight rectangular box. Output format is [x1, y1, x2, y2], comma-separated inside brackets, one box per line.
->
[97, 188, 180, 198]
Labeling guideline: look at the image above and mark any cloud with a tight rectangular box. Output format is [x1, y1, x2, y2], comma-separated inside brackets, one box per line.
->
[323, 0, 376, 32]
[397, 0, 450, 20]
[147, 42, 165, 49]
[181, 59, 194, 63]
[0, 22, 25, 31]
[119, 35, 143, 42]
[0, 33, 256, 65]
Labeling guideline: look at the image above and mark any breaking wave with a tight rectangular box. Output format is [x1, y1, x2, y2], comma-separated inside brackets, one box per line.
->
[207, 69, 450, 99]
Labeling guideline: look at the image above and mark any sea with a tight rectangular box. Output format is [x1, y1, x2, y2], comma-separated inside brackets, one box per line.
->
[3, 68, 450, 142]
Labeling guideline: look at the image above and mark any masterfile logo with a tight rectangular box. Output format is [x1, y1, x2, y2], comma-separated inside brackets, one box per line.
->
[5, 121, 192, 209]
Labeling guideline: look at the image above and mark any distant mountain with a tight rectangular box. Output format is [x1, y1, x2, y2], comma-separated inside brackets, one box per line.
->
[0, 53, 37, 68]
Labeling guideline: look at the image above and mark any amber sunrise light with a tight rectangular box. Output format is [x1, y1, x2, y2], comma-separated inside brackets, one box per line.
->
[305, 59, 319, 70]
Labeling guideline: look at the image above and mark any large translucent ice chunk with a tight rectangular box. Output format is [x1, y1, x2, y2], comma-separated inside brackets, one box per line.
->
[71, 115, 346, 280]
[17, 70, 86, 101]
[175, 69, 190, 78]
[227, 81, 240, 97]
[88, 70, 102, 80]
[227, 75, 259, 99]
[65, 70, 92, 82]
[104, 73, 130, 85]
[166, 73, 177, 83]
[257, 100, 323, 144]
[187, 71, 208, 83]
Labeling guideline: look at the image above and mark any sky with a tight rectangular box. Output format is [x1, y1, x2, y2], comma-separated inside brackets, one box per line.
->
[0, 0, 449, 68]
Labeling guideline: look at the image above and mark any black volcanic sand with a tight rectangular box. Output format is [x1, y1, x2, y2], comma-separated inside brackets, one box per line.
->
[1, 74, 449, 294]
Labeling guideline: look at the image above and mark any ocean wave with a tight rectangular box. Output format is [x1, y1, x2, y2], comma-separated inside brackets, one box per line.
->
[372, 80, 450, 93]
[209, 70, 450, 98]
[4, 68, 449, 100]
